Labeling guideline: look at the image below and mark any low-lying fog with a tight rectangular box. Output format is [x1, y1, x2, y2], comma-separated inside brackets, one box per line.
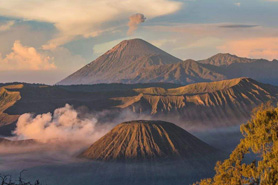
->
[0, 104, 243, 185]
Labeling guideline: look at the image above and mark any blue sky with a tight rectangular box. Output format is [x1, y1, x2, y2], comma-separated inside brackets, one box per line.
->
[0, 0, 277, 84]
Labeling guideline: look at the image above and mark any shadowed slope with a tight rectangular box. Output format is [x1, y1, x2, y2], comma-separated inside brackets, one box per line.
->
[57, 41, 278, 86]
[198, 53, 278, 85]
[134, 77, 245, 95]
[80, 120, 216, 161]
[114, 78, 278, 126]
[1, 78, 278, 135]
[198, 53, 254, 66]
[127, 60, 226, 84]
[57, 39, 182, 85]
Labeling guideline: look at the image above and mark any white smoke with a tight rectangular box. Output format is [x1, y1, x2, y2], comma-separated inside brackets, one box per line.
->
[13, 104, 109, 144]
[127, 13, 146, 35]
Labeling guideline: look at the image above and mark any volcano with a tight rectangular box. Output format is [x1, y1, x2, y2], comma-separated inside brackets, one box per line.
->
[57, 38, 278, 86]
[57, 39, 182, 85]
[80, 120, 217, 161]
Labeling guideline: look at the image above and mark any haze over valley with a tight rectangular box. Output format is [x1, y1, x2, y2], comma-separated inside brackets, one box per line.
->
[1, 1, 278, 184]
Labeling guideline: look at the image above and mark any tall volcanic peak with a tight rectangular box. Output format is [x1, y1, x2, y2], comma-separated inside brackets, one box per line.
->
[57, 38, 182, 85]
[106, 38, 174, 57]
[80, 120, 216, 161]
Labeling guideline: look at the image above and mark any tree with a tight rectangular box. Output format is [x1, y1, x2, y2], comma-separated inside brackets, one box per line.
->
[0, 170, 42, 185]
[195, 103, 278, 185]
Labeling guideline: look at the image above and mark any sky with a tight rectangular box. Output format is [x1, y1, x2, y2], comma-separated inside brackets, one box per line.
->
[0, 0, 277, 84]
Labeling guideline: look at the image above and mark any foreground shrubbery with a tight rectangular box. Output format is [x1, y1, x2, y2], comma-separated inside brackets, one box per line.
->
[0, 170, 42, 185]
[195, 103, 278, 185]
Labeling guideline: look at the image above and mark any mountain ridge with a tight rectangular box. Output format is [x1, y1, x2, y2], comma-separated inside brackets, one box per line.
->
[1, 78, 278, 135]
[57, 38, 278, 86]
[198, 53, 254, 66]
[113, 77, 278, 126]
[128, 59, 226, 84]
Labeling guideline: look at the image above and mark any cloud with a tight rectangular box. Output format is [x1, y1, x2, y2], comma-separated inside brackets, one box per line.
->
[234, 2, 241, 7]
[0, 20, 15, 32]
[127, 13, 146, 35]
[0, 46, 87, 84]
[14, 104, 110, 143]
[0, 0, 181, 49]
[219, 37, 278, 60]
[0, 40, 56, 71]
[219, 24, 258, 28]
[144, 23, 278, 60]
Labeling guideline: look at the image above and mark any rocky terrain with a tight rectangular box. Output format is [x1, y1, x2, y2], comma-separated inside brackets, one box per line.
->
[1, 77, 278, 135]
[80, 120, 217, 161]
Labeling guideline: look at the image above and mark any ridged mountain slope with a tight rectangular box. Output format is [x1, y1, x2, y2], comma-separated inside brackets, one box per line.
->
[0, 84, 22, 126]
[1, 78, 278, 134]
[113, 78, 278, 126]
[57, 39, 182, 85]
[127, 59, 226, 84]
[198, 53, 278, 85]
[56, 39, 278, 86]
[80, 120, 216, 161]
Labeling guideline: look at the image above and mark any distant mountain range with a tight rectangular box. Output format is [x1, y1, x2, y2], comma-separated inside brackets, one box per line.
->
[1, 77, 278, 135]
[57, 38, 278, 86]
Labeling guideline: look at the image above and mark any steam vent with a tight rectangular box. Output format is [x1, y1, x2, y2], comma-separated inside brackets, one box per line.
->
[80, 120, 216, 161]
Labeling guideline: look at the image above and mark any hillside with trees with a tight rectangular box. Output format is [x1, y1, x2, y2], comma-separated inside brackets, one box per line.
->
[195, 102, 278, 185]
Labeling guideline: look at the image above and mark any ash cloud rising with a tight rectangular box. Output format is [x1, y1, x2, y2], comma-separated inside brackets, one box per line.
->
[127, 13, 146, 35]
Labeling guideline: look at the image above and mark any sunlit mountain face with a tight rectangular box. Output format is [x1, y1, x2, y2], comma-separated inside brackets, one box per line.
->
[0, 1, 278, 185]
[58, 39, 278, 86]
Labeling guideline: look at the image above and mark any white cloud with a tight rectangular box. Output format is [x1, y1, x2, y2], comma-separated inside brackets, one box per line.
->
[0, 0, 181, 49]
[0, 40, 56, 71]
[0, 21, 15, 31]
[14, 104, 109, 143]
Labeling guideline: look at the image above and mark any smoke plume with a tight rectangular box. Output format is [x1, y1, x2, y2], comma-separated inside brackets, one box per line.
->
[127, 13, 146, 35]
[13, 104, 110, 144]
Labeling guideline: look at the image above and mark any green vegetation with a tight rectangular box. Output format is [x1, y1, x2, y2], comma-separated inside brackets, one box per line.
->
[195, 103, 278, 185]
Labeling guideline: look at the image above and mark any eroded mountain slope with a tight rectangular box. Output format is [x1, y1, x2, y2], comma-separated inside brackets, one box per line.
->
[0, 78, 277, 134]
[113, 78, 278, 126]
[80, 120, 217, 161]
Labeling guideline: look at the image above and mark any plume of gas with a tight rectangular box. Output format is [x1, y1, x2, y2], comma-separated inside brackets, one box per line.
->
[127, 13, 146, 35]
[13, 104, 111, 144]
